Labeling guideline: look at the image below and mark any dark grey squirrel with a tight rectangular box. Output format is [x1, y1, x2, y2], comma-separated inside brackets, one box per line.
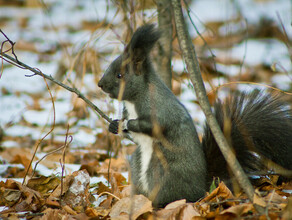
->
[98, 24, 292, 208]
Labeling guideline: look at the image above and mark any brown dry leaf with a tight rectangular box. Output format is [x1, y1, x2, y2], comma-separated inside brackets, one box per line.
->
[217, 203, 254, 219]
[101, 158, 128, 172]
[98, 168, 127, 187]
[45, 198, 60, 207]
[164, 199, 187, 209]
[62, 170, 90, 211]
[277, 182, 292, 197]
[41, 208, 89, 220]
[99, 194, 114, 209]
[0, 188, 21, 207]
[200, 182, 234, 203]
[109, 195, 152, 220]
[282, 196, 292, 220]
[156, 200, 201, 220]
[92, 181, 111, 195]
[0, 147, 36, 166]
[180, 204, 202, 220]
[47, 174, 74, 201]
[98, 168, 127, 198]
[2, 166, 26, 178]
[80, 160, 100, 176]
[195, 182, 235, 218]
[40, 208, 68, 220]
[27, 175, 60, 194]
[113, 172, 127, 188]
[0, 179, 45, 213]
[15, 186, 44, 212]
[265, 190, 287, 204]
[85, 207, 110, 218]
[0, 179, 19, 189]
[253, 192, 267, 208]
[63, 204, 78, 215]
[120, 185, 131, 199]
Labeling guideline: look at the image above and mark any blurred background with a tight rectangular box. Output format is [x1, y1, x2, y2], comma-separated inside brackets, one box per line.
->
[0, 0, 291, 182]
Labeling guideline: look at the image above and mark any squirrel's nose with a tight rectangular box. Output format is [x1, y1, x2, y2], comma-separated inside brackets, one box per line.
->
[98, 79, 103, 89]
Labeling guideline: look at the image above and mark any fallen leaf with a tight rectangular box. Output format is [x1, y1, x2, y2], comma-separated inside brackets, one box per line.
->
[0, 147, 36, 164]
[195, 182, 235, 218]
[156, 202, 201, 220]
[120, 185, 131, 199]
[98, 168, 127, 197]
[0, 188, 21, 207]
[80, 160, 100, 176]
[40, 208, 67, 220]
[0, 179, 45, 213]
[282, 196, 292, 220]
[219, 203, 254, 218]
[62, 170, 91, 210]
[253, 192, 267, 207]
[110, 195, 152, 220]
[85, 207, 110, 218]
[101, 158, 128, 172]
[48, 174, 74, 200]
[200, 182, 234, 204]
[27, 175, 60, 194]
[63, 204, 78, 215]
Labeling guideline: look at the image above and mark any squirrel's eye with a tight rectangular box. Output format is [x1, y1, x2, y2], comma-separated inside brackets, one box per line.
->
[117, 73, 122, 79]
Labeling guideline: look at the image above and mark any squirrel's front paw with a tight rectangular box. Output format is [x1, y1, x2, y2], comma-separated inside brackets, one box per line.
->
[109, 120, 119, 134]
[109, 120, 128, 134]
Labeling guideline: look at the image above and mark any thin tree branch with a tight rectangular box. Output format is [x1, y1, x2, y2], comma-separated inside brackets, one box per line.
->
[0, 51, 112, 123]
[0, 35, 134, 142]
[156, 0, 173, 89]
[170, 0, 264, 213]
[22, 69, 56, 185]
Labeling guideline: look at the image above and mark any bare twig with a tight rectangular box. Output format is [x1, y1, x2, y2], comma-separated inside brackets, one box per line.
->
[22, 68, 56, 185]
[96, 191, 121, 201]
[156, 0, 173, 89]
[0, 51, 112, 123]
[276, 12, 292, 62]
[0, 31, 136, 145]
[60, 125, 72, 201]
[0, 29, 19, 63]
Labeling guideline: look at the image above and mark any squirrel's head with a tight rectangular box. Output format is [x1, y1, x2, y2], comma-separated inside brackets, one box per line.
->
[98, 24, 160, 101]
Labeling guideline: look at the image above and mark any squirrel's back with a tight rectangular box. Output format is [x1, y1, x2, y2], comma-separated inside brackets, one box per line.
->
[202, 90, 292, 187]
[99, 24, 292, 208]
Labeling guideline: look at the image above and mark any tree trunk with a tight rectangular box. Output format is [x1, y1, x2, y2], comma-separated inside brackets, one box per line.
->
[156, 0, 173, 89]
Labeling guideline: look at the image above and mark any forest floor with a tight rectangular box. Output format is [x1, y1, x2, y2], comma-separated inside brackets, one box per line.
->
[0, 0, 291, 219]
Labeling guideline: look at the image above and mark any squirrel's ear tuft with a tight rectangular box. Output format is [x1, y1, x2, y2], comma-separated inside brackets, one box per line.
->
[124, 24, 160, 74]
[128, 24, 160, 55]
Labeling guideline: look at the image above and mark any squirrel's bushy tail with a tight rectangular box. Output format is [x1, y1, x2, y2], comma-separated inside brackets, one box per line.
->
[202, 90, 292, 187]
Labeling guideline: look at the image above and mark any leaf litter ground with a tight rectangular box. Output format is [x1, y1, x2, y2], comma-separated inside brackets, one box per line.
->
[0, 0, 292, 219]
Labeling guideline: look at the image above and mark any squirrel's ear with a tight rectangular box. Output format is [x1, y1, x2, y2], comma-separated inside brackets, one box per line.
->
[124, 24, 160, 75]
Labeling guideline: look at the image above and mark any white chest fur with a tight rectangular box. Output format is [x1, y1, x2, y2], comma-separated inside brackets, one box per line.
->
[124, 101, 153, 192]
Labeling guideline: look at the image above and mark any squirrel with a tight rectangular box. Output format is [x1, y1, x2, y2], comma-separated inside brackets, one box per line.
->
[98, 24, 292, 208]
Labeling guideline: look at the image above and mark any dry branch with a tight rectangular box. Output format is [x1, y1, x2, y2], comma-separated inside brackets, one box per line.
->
[0, 30, 136, 145]
[156, 0, 173, 89]
[170, 0, 265, 214]
[0, 47, 111, 123]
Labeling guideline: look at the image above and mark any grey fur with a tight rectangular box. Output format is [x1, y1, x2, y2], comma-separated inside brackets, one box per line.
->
[98, 24, 292, 208]
[98, 24, 206, 207]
